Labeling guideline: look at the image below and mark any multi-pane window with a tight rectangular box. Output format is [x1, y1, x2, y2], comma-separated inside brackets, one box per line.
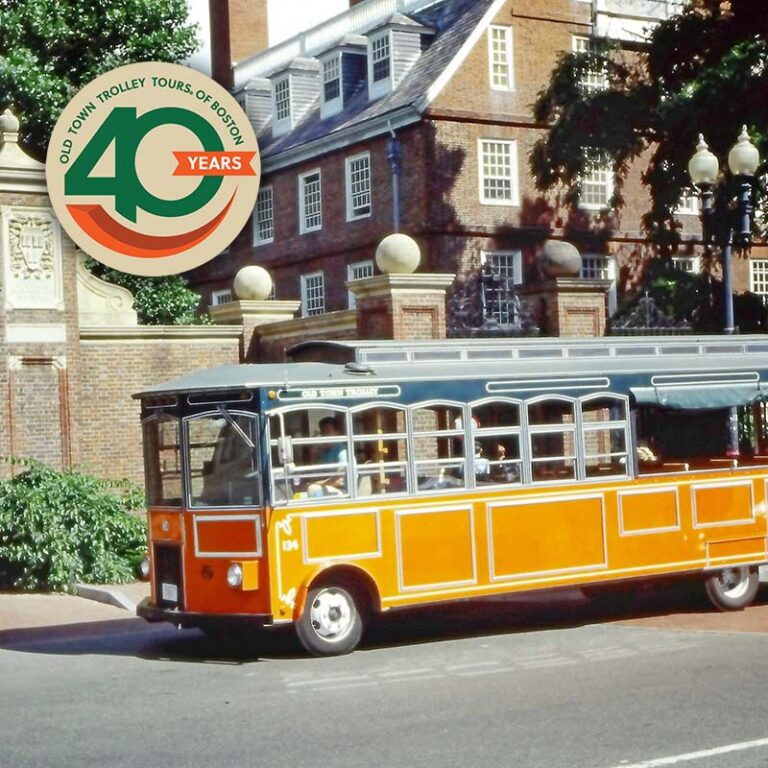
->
[210, 289, 233, 306]
[322, 56, 341, 103]
[253, 186, 274, 245]
[481, 251, 523, 326]
[581, 255, 615, 280]
[479, 139, 519, 205]
[347, 260, 374, 308]
[580, 149, 613, 210]
[371, 34, 391, 83]
[671, 255, 700, 274]
[675, 189, 700, 215]
[750, 260, 768, 303]
[301, 271, 325, 316]
[299, 170, 322, 233]
[572, 36, 608, 92]
[274, 77, 291, 122]
[488, 25, 514, 90]
[345, 153, 372, 220]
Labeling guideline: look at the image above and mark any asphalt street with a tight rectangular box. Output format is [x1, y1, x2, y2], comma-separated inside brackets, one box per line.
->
[2, 590, 768, 768]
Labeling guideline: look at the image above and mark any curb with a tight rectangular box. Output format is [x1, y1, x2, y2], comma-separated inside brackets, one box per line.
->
[74, 584, 136, 612]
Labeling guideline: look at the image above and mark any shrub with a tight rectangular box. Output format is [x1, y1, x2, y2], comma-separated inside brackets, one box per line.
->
[0, 459, 147, 591]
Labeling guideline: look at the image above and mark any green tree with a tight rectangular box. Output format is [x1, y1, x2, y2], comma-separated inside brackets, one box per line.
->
[0, 0, 198, 160]
[531, 0, 767, 256]
[87, 259, 212, 325]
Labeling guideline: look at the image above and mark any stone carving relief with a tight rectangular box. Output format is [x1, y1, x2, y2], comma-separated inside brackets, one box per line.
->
[2, 206, 63, 310]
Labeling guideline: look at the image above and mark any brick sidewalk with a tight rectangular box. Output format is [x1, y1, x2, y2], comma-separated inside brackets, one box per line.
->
[0, 581, 149, 635]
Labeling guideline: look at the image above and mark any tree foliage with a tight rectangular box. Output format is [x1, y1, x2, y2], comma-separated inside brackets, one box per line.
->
[87, 258, 212, 325]
[0, 459, 146, 591]
[531, 0, 768, 255]
[0, 0, 198, 160]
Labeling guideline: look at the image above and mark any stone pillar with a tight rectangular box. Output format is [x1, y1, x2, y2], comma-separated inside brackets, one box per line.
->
[348, 233, 455, 341]
[519, 239, 612, 337]
[209, 265, 300, 361]
[0, 110, 81, 473]
[520, 278, 613, 337]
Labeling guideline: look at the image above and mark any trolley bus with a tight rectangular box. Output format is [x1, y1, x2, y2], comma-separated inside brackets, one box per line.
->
[136, 335, 768, 655]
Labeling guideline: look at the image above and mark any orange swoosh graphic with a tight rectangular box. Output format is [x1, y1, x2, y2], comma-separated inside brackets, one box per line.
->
[67, 192, 236, 258]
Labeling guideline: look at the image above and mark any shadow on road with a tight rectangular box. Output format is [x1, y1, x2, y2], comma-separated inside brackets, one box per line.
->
[3, 580, 767, 663]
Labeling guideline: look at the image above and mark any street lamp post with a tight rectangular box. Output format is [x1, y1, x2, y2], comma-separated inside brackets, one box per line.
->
[688, 126, 761, 456]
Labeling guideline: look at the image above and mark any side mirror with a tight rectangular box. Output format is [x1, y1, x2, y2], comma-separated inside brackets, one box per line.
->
[277, 436, 294, 465]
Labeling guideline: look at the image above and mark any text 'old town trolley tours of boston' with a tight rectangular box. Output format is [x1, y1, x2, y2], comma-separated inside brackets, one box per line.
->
[136, 335, 768, 655]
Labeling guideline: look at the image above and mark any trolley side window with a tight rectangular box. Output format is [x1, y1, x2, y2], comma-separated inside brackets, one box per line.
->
[581, 396, 629, 479]
[351, 405, 409, 496]
[269, 407, 351, 503]
[144, 414, 182, 507]
[412, 402, 466, 492]
[528, 398, 577, 483]
[470, 399, 523, 485]
[186, 411, 261, 508]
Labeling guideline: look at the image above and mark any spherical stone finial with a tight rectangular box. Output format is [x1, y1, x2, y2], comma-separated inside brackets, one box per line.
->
[234, 264, 273, 300]
[375, 233, 421, 275]
[538, 240, 582, 278]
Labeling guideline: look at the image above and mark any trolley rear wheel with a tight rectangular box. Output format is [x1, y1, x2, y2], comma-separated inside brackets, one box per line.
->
[704, 566, 759, 611]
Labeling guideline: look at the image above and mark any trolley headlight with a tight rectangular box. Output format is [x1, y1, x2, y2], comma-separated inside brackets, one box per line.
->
[139, 555, 151, 580]
[227, 563, 243, 588]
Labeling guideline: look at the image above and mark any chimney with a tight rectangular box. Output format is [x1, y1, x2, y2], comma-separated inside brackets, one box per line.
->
[209, 0, 233, 89]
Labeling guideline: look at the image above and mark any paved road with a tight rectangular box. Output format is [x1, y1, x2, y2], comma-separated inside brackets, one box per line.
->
[3, 589, 768, 768]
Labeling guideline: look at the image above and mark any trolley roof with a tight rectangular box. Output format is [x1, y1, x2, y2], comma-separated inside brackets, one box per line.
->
[135, 335, 768, 410]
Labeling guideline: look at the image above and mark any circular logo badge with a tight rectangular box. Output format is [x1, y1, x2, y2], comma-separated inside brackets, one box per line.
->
[46, 62, 260, 276]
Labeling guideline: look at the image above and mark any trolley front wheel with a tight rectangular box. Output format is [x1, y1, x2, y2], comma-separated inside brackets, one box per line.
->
[296, 580, 365, 656]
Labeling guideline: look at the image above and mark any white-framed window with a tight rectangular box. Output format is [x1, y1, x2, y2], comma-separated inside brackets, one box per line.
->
[299, 170, 322, 233]
[478, 139, 519, 206]
[488, 25, 514, 91]
[347, 259, 375, 308]
[579, 149, 614, 210]
[481, 250, 524, 327]
[582, 253, 618, 315]
[482, 250, 523, 285]
[671, 255, 701, 274]
[750, 260, 768, 300]
[345, 152, 372, 221]
[675, 188, 700, 216]
[321, 54, 342, 117]
[253, 185, 274, 245]
[301, 271, 325, 316]
[572, 36, 608, 92]
[273, 75, 291, 133]
[210, 289, 233, 306]
[368, 31, 392, 99]
[581, 254, 616, 281]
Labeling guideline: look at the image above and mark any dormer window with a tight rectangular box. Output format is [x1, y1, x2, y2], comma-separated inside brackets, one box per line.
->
[321, 54, 342, 119]
[323, 56, 341, 102]
[368, 31, 393, 99]
[371, 34, 391, 82]
[273, 75, 291, 135]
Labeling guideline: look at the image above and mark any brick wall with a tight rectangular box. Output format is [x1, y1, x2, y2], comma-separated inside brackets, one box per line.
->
[75, 330, 241, 483]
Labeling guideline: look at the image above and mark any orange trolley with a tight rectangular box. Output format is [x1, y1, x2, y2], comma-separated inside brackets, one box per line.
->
[136, 336, 768, 655]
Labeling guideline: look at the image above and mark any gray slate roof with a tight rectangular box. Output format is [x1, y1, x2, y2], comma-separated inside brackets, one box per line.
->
[258, 0, 495, 160]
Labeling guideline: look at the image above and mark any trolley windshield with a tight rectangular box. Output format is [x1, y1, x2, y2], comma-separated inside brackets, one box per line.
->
[144, 406, 262, 509]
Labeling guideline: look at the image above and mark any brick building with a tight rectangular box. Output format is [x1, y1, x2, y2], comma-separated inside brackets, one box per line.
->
[188, 0, 763, 328]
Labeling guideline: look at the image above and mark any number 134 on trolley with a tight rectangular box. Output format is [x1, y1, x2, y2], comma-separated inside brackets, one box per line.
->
[136, 336, 768, 655]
